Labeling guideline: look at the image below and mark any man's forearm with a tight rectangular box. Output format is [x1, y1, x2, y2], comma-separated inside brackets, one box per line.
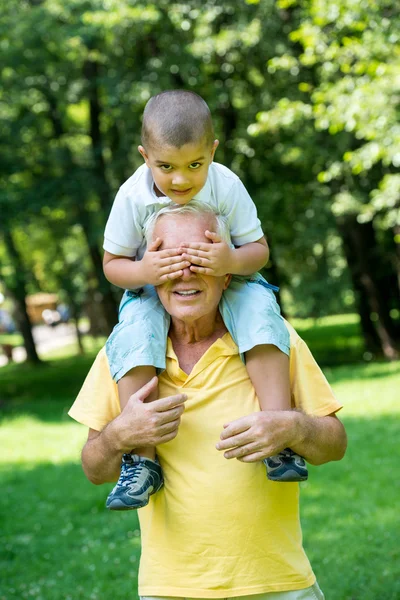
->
[81, 421, 124, 485]
[291, 412, 347, 466]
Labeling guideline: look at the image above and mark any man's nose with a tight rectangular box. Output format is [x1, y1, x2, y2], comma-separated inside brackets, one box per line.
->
[181, 264, 194, 280]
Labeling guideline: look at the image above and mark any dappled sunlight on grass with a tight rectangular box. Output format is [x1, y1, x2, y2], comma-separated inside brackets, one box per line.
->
[325, 360, 400, 416]
[0, 416, 86, 465]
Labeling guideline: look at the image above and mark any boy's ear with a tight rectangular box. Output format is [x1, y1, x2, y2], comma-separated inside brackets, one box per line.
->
[210, 139, 219, 161]
[138, 145, 149, 163]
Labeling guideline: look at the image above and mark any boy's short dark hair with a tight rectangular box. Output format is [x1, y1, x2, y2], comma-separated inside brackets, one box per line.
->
[141, 90, 215, 149]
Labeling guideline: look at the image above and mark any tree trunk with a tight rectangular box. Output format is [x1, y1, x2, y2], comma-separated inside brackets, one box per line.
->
[84, 57, 113, 214]
[338, 216, 398, 359]
[2, 230, 41, 363]
[45, 96, 119, 335]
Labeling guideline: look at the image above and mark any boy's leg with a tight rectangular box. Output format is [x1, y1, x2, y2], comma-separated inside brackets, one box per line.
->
[106, 368, 164, 511]
[246, 344, 291, 412]
[245, 344, 307, 482]
[220, 275, 307, 482]
[105, 287, 169, 510]
[118, 365, 158, 460]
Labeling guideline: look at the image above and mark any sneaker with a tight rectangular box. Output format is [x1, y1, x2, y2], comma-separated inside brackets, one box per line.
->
[106, 454, 164, 511]
[263, 448, 308, 482]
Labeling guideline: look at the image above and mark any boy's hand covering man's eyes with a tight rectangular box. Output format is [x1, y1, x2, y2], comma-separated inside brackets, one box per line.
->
[180, 230, 234, 277]
[141, 238, 191, 286]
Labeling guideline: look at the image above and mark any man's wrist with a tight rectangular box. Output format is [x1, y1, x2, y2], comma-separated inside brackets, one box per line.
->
[102, 418, 130, 455]
[290, 410, 309, 450]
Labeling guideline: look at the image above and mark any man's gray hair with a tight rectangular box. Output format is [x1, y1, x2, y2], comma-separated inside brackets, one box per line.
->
[144, 201, 231, 245]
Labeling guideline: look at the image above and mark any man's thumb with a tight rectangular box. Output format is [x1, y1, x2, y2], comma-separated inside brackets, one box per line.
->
[131, 376, 158, 403]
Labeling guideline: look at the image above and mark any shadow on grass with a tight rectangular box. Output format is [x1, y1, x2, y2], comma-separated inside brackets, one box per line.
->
[0, 461, 141, 600]
[1, 412, 399, 600]
[290, 318, 366, 367]
[0, 354, 98, 404]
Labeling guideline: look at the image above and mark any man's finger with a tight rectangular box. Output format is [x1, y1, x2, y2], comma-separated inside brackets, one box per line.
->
[158, 430, 179, 444]
[156, 406, 185, 426]
[223, 442, 259, 460]
[238, 451, 266, 463]
[130, 376, 158, 403]
[219, 418, 252, 440]
[154, 393, 187, 412]
[216, 430, 253, 451]
[157, 417, 181, 435]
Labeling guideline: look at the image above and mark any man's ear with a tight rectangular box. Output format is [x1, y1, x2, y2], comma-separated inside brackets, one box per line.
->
[138, 145, 149, 164]
[223, 273, 232, 290]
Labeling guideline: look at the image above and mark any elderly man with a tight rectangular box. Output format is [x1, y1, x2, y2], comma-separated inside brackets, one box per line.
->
[69, 203, 347, 600]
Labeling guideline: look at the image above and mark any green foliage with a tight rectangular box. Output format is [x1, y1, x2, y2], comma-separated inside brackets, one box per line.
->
[0, 0, 398, 339]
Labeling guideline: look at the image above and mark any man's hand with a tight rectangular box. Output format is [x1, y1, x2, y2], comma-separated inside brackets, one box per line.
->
[113, 377, 187, 451]
[140, 238, 191, 286]
[180, 230, 234, 276]
[215, 411, 300, 462]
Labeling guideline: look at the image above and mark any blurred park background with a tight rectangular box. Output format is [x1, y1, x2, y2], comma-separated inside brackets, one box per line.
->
[0, 0, 399, 599]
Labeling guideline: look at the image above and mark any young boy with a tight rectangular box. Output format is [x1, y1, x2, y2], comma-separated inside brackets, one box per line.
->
[103, 90, 307, 511]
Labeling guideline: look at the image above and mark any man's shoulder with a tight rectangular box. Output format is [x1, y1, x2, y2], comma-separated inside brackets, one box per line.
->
[284, 320, 303, 347]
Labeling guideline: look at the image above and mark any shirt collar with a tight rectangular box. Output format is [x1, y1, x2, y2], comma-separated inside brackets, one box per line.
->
[166, 333, 238, 385]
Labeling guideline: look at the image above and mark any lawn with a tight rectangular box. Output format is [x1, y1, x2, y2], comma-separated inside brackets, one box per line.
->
[1, 317, 399, 600]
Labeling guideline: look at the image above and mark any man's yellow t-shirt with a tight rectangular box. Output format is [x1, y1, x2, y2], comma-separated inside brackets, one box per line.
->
[69, 323, 342, 598]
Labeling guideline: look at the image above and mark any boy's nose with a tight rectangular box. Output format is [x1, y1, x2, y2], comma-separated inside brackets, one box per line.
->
[171, 172, 189, 186]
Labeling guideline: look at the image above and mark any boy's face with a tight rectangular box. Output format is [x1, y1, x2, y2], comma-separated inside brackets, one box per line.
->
[138, 139, 219, 205]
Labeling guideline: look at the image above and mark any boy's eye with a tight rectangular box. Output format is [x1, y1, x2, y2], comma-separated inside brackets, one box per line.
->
[159, 164, 172, 172]
[189, 162, 202, 169]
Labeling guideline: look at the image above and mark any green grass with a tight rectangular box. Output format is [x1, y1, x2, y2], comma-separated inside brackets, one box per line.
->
[1, 318, 400, 599]
[0, 332, 23, 346]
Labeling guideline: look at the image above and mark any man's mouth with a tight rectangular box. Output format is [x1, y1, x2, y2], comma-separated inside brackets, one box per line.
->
[174, 289, 200, 297]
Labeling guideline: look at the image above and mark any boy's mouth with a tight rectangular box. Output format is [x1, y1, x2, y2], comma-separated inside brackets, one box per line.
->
[171, 188, 193, 196]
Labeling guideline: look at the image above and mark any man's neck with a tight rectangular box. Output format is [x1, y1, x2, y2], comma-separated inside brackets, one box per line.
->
[169, 311, 228, 374]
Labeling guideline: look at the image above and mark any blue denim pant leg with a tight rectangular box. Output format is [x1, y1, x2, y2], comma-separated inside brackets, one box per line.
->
[219, 274, 290, 358]
[106, 285, 170, 382]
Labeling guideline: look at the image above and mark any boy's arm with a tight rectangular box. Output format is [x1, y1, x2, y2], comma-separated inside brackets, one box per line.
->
[181, 233, 270, 277]
[230, 236, 269, 275]
[103, 239, 191, 289]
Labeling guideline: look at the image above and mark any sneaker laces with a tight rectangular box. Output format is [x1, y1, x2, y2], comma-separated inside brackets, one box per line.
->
[280, 448, 295, 459]
[119, 458, 146, 488]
